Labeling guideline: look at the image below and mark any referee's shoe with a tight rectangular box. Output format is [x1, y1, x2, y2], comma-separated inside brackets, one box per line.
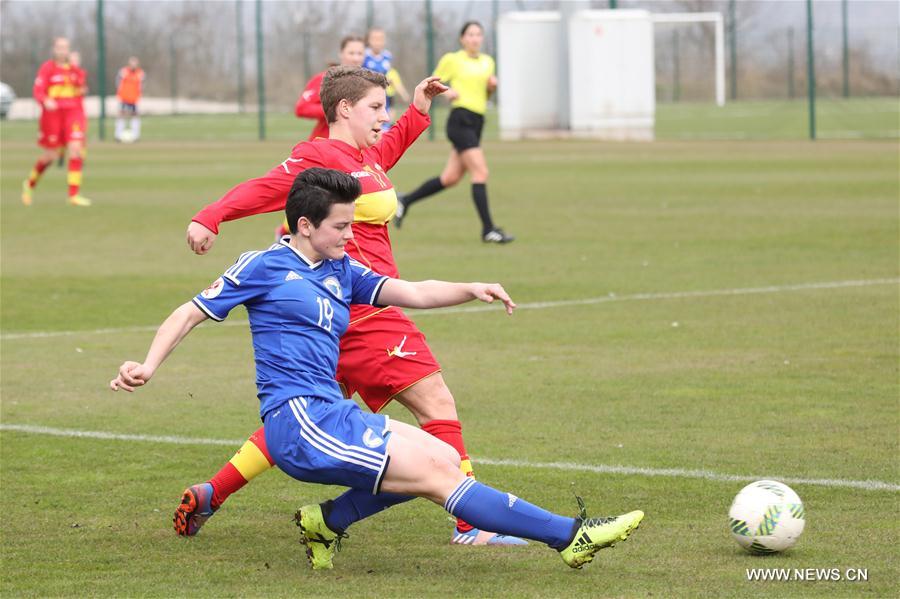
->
[482, 227, 515, 244]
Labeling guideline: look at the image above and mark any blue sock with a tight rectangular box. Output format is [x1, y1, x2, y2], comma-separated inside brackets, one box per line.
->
[444, 479, 578, 549]
[322, 489, 413, 533]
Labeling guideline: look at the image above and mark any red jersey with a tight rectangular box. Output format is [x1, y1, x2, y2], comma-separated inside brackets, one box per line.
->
[73, 66, 87, 112]
[294, 71, 328, 141]
[192, 105, 430, 320]
[33, 60, 82, 110]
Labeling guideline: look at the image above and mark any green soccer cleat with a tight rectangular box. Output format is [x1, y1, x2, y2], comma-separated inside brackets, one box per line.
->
[559, 497, 644, 569]
[67, 194, 92, 207]
[294, 504, 347, 570]
[22, 180, 32, 206]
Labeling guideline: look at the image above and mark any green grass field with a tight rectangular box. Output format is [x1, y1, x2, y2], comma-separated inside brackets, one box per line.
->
[1, 114, 898, 597]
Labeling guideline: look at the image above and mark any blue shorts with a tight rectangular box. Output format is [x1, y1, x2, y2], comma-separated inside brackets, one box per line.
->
[264, 396, 392, 494]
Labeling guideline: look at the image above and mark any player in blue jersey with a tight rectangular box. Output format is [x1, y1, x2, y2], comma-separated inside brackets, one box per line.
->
[109, 168, 643, 571]
[363, 28, 409, 128]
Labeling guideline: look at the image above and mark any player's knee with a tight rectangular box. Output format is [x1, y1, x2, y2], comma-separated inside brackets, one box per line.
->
[472, 166, 489, 182]
[440, 171, 461, 188]
[429, 449, 463, 482]
[441, 442, 462, 469]
[413, 388, 457, 423]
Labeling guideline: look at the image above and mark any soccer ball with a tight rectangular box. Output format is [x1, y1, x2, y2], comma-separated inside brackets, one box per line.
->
[728, 480, 805, 554]
[118, 130, 135, 144]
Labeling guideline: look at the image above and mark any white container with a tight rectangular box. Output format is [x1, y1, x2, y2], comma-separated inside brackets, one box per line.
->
[568, 10, 655, 140]
[497, 11, 563, 140]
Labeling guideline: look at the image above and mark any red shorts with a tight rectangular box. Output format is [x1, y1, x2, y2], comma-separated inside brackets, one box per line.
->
[38, 107, 86, 148]
[336, 307, 441, 413]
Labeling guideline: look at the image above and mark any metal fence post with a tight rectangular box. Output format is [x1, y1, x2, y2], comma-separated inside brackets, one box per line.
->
[255, 0, 265, 141]
[788, 27, 795, 99]
[425, 0, 435, 141]
[842, 0, 850, 98]
[673, 29, 680, 102]
[237, 0, 245, 113]
[728, 0, 737, 100]
[806, 0, 816, 140]
[96, 0, 107, 140]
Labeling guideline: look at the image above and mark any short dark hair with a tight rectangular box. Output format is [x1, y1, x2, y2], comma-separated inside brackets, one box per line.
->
[320, 65, 387, 123]
[460, 21, 483, 38]
[285, 168, 361, 233]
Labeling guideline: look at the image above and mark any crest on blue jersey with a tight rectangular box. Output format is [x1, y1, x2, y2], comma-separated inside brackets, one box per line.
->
[323, 276, 342, 299]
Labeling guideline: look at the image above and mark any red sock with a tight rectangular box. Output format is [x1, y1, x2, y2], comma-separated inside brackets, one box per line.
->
[422, 419, 476, 533]
[208, 463, 246, 509]
[67, 156, 83, 197]
[28, 158, 52, 188]
[208, 426, 275, 509]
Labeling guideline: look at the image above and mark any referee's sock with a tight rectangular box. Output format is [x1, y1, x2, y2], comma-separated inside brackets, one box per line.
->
[321, 490, 413, 534]
[403, 176, 444, 208]
[444, 479, 579, 550]
[471, 183, 495, 234]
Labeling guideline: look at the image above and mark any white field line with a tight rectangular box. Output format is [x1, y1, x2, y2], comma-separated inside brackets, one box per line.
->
[2, 278, 897, 341]
[1, 424, 896, 493]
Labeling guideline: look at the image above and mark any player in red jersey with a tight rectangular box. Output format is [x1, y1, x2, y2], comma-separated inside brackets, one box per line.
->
[177, 66, 527, 546]
[55, 51, 88, 167]
[277, 36, 368, 239]
[274, 35, 366, 238]
[22, 37, 91, 207]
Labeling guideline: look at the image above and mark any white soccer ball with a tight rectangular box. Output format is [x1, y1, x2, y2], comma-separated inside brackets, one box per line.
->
[728, 480, 805, 554]
[118, 130, 135, 144]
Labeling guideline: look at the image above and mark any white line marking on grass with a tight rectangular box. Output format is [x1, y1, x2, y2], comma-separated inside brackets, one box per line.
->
[2, 278, 897, 340]
[0, 424, 239, 447]
[416, 277, 900, 316]
[474, 458, 899, 493]
[2, 424, 897, 492]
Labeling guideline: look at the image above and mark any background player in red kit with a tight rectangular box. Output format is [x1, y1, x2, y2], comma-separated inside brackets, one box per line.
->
[55, 50, 87, 167]
[181, 66, 527, 546]
[22, 37, 91, 207]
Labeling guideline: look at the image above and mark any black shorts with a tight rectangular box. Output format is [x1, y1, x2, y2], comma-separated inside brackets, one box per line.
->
[446, 107, 484, 153]
[119, 102, 138, 116]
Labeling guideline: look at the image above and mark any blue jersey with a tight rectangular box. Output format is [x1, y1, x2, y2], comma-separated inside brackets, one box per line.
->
[364, 49, 396, 126]
[193, 237, 389, 417]
[363, 49, 392, 76]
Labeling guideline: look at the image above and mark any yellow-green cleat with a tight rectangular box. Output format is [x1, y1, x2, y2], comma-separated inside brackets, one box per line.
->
[294, 504, 346, 570]
[67, 194, 92, 207]
[22, 180, 32, 206]
[559, 498, 644, 569]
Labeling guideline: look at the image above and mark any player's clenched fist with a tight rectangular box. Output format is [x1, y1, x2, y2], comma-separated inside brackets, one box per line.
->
[187, 221, 218, 255]
[110, 361, 152, 392]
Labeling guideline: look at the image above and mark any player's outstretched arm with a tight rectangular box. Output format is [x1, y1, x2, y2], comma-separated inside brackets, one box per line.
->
[372, 76, 448, 170]
[378, 280, 515, 315]
[109, 302, 208, 392]
[411, 76, 449, 114]
[187, 160, 300, 254]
